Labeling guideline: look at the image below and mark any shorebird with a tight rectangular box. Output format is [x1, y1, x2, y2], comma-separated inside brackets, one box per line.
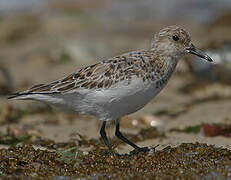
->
[8, 26, 212, 155]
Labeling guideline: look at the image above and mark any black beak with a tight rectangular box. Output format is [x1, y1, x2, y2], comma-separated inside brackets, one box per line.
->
[186, 43, 213, 62]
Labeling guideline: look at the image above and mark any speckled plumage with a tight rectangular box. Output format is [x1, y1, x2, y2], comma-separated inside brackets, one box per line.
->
[9, 26, 212, 154]
[19, 51, 168, 93]
[8, 26, 200, 120]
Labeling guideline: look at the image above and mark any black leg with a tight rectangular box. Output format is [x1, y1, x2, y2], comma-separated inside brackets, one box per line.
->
[115, 121, 149, 154]
[100, 121, 114, 153]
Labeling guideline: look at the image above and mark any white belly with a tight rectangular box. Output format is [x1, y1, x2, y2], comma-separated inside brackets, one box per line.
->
[63, 77, 164, 121]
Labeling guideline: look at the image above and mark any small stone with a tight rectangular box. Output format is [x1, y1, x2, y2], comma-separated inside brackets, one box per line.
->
[138, 114, 163, 128]
[120, 116, 140, 128]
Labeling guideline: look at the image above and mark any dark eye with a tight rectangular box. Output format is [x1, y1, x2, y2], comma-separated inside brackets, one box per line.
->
[172, 35, 179, 41]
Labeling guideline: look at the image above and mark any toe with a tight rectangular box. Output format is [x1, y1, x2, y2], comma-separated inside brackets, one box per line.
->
[129, 147, 150, 155]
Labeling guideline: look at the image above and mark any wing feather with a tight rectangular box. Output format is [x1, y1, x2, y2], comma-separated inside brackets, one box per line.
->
[8, 50, 162, 99]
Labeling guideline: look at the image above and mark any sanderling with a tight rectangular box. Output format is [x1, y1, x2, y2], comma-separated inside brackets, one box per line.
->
[8, 26, 213, 155]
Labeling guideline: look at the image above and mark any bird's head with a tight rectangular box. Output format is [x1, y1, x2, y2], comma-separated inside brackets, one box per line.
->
[151, 26, 212, 62]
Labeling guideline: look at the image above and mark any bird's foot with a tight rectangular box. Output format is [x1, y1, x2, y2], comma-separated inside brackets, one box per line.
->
[130, 146, 157, 155]
[130, 147, 149, 155]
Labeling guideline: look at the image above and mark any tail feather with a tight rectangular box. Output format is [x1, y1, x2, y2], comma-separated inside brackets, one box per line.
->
[8, 92, 25, 99]
[8, 91, 35, 100]
[8, 91, 59, 100]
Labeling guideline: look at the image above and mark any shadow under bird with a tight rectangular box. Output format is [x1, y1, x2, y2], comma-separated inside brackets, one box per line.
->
[8, 26, 213, 155]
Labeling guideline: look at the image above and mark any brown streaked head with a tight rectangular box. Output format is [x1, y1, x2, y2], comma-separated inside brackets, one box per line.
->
[151, 26, 213, 62]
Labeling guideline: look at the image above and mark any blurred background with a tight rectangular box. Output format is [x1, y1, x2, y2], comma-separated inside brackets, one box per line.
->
[1, 0, 231, 152]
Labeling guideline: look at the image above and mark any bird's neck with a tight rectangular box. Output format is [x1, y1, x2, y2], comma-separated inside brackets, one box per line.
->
[146, 53, 178, 78]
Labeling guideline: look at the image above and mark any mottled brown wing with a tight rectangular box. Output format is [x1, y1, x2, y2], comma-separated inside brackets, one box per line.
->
[12, 51, 158, 96]
[51, 54, 149, 93]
